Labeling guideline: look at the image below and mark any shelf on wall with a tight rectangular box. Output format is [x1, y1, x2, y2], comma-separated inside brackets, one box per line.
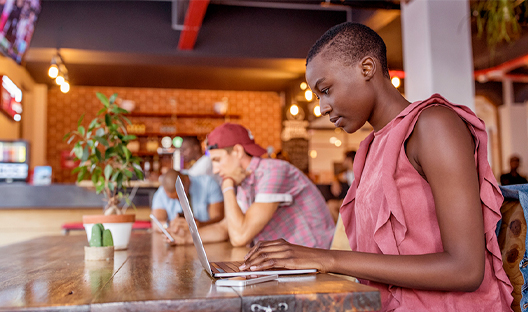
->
[129, 132, 201, 137]
[133, 151, 174, 156]
[127, 112, 240, 119]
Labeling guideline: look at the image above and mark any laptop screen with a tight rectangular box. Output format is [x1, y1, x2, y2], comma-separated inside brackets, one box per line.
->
[175, 176, 214, 276]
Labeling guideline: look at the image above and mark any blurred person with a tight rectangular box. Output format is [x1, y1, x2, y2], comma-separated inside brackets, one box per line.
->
[151, 169, 223, 233]
[180, 136, 213, 177]
[170, 123, 335, 248]
[501, 155, 528, 186]
[330, 150, 356, 197]
[327, 150, 356, 222]
[241, 22, 513, 312]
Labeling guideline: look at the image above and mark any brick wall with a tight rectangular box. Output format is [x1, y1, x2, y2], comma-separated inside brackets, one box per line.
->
[47, 87, 282, 183]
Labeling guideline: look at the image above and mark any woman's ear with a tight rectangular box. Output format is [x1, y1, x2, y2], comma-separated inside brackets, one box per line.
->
[360, 57, 376, 80]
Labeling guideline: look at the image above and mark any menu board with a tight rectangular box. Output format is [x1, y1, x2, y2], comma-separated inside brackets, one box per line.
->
[282, 138, 309, 174]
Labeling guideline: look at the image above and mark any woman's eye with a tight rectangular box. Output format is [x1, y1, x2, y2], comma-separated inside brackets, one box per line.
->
[322, 88, 329, 95]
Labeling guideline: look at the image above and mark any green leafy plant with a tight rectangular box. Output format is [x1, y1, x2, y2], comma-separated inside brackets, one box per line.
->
[472, 0, 528, 50]
[64, 93, 144, 215]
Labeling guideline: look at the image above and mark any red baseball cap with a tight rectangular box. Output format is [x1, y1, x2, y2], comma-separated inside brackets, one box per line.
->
[206, 123, 267, 157]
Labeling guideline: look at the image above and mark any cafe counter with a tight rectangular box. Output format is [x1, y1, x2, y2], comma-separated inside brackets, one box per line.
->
[0, 183, 158, 247]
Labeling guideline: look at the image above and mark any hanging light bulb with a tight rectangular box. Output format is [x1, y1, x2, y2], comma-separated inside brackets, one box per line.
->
[304, 90, 313, 101]
[290, 104, 299, 116]
[391, 76, 401, 88]
[48, 55, 59, 78]
[60, 80, 70, 93]
[55, 74, 65, 85]
[313, 105, 321, 117]
[48, 64, 58, 78]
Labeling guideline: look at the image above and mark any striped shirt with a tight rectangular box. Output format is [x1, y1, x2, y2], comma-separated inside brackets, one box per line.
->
[236, 157, 334, 248]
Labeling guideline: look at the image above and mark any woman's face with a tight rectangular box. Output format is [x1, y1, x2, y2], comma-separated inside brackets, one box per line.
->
[306, 53, 375, 134]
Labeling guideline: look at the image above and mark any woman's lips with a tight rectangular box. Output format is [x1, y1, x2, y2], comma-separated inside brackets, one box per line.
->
[330, 116, 342, 127]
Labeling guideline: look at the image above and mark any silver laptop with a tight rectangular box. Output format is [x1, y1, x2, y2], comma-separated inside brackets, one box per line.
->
[175, 176, 317, 278]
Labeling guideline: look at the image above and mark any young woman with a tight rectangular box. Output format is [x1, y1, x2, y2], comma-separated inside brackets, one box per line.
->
[240, 22, 513, 311]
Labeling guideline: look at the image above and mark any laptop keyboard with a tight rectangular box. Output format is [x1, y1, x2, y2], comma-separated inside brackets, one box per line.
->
[211, 261, 244, 273]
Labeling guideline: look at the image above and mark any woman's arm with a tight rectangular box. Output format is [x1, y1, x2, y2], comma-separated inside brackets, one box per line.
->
[242, 107, 485, 292]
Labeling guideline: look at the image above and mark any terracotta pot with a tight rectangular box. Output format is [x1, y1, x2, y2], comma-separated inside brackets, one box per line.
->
[83, 214, 135, 250]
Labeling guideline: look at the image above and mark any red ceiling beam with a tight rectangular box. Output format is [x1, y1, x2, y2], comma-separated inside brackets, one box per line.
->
[178, 0, 210, 50]
[474, 54, 528, 82]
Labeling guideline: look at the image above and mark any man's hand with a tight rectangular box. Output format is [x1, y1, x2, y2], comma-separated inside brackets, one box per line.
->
[167, 217, 193, 245]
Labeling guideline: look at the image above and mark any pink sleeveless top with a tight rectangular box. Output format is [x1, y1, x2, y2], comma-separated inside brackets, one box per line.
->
[340, 94, 513, 311]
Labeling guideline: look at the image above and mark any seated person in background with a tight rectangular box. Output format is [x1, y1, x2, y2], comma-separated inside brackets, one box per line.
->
[331, 150, 356, 197]
[151, 169, 223, 231]
[170, 123, 335, 248]
[501, 155, 528, 186]
[180, 136, 213, 177]
[327, 150, 356, 222]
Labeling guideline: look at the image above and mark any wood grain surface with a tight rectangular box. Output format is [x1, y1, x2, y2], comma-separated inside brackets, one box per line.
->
[0, 233, 381, 311]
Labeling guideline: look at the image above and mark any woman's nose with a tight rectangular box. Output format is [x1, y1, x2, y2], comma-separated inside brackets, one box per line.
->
[319, 101, 332, 116]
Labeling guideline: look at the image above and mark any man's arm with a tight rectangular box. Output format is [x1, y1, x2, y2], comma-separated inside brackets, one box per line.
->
[197, 202, 224, 227]
[222, 181, 279, 247]
[152, 208, 168, 233]
[169, 218, 230, 244]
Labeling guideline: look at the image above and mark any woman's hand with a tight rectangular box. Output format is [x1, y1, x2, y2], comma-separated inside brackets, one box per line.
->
[238, 239, 331, 273]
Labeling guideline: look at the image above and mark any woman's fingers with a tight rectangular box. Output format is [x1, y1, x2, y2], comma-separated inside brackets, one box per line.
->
[241, 240, 326, 272]
[244, 239, 287, 261]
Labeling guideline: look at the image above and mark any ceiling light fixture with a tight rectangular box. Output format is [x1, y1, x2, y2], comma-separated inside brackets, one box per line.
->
[48, 53, 70, 93]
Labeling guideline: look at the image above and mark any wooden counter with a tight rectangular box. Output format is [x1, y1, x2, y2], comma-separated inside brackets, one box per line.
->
[0, 233, 381, 311]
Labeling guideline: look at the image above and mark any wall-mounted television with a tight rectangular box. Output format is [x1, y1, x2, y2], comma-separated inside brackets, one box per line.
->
[0, 0, 41, 64]
[0, 139, 29, 183]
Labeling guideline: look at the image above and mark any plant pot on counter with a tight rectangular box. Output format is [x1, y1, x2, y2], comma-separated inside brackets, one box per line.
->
[83, 214, 135, 250]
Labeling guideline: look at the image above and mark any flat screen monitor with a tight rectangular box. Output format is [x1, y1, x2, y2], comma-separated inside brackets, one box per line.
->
[0, 140, 29, 182]
[0, 0, 41, 64]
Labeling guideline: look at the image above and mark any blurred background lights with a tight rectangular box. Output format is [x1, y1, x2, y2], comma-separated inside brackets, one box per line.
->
[60, 81, 70, 93]
[334, 139, 342, 147]
[55, 75, 64, 85]
[304, 90, 313, 101]
[161, 136, 172, 148]
[290, 104, 299, 116]
[48, 64, 58, 78]
[313, 105, 321, 117]
[329, 136, 337, 144]
[300, 82, 308, 90]
[391, 76, 401, 88]
[309, 150, 317, 158]
[173, 136, 183, 148]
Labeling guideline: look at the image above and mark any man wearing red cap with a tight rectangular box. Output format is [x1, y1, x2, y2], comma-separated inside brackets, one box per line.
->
[171, 123, 335, 248]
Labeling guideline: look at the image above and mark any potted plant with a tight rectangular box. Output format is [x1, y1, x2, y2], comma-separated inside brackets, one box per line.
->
[85, 223, 114, 261]
[64, 92, 144, 250]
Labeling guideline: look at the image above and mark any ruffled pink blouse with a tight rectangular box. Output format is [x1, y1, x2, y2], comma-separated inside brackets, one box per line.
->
[340, 94, 513, 311]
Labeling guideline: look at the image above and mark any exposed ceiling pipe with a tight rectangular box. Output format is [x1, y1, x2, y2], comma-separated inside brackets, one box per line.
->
[474, 54, 528, 83]
[213, 0, 352, 22]
[177, 0, 210, 50]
